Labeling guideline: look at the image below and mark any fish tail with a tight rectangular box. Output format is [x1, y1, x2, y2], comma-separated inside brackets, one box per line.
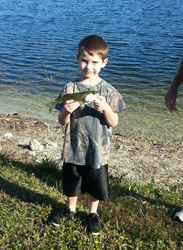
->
[45, 101, 54, 113]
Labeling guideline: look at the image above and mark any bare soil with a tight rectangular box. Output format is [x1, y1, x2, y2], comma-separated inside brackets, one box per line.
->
[1, 113, 183, 190]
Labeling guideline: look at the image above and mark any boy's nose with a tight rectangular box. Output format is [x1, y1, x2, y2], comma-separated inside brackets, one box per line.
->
[86, 62, 92, 69]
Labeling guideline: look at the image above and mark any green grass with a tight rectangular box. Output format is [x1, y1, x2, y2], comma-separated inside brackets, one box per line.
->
[0, 154, 183, 250]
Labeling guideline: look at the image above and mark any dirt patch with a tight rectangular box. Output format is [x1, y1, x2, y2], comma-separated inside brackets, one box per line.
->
[1, 113, 183, 190]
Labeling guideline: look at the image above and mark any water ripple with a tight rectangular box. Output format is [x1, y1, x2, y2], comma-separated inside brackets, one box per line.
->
[0, 0, 183, 138]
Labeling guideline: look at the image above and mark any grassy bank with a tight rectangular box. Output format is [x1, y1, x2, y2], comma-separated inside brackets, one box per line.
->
[0, 154, 183, 250]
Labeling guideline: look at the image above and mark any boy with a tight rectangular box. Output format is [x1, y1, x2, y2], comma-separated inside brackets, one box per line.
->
[51, 35, 126, 234]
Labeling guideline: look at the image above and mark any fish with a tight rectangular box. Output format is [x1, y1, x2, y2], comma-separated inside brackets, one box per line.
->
[46, 91, 98, 113]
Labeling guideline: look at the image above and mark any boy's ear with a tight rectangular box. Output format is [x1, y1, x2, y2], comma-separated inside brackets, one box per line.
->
[102, 58, 108, 68]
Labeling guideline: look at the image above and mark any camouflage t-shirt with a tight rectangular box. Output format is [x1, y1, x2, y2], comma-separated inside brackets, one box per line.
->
[55, 79, 126, 169]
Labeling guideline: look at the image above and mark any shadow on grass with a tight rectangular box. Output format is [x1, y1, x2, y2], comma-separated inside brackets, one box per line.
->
[0, 153, 181, 220]
[109, 175, 182, 220]
[0, 153, 66, 222]
[0, 177, 65, 226]
[0, 175, 60, 207]
[0, 154, 89, 225]
[0, 153, 63, 190]
[0, 174, 88, 227]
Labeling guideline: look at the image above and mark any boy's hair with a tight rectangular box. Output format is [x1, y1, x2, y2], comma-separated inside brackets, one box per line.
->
[78, 35, 109, 61]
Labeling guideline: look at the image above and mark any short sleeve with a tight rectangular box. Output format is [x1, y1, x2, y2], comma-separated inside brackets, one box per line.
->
[107, 90, 127, 113]
[54, 90, 64, 112]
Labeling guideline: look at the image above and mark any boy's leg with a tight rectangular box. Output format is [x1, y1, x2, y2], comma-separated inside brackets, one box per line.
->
[89, 194, 99, 213]
[51, 163, 82, 226]
[51, 196, 77, 226]
[85, 165, 109, 234]
[87, 194, 101, 235]
[68, 196, 78, 212]
[51, 205, 76, 226]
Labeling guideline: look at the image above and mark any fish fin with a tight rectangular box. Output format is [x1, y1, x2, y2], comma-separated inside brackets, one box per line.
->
[80, 99, 86, 107]
[45, 101, 54, 113]
[61, 92, 68, 97]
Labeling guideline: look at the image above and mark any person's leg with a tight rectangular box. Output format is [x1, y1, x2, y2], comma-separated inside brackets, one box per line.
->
[85, 165, 109, 202]
[87, 195, 101, 235]
[85, 165, 109, 234]
[51, 204, 76, 226]
[68, 196, 78, 212]
[51, 163, 82, 226]
[89, 194, 99, 213]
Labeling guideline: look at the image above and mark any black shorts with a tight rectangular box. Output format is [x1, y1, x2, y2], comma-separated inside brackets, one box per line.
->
[62, 162, 109, 201]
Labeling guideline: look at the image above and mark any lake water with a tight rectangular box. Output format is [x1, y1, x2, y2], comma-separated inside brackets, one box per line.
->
[1, 0, 183, 140]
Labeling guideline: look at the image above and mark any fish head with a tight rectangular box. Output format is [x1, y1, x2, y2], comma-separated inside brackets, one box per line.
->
[84, 91, 99, 103]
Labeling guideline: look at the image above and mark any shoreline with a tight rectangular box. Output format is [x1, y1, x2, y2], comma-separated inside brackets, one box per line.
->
[0, 113, 183, 190]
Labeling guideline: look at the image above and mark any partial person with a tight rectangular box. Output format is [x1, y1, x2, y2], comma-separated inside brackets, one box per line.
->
[51, 35, 126, 234]
[165, 56, 183, 222]
[165, 57, 183, 112]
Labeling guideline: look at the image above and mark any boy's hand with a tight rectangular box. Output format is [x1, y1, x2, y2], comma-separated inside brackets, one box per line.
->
[64, 100, 80, 114]
[94, 96, 108, 112]
[94, 95, 118, 127]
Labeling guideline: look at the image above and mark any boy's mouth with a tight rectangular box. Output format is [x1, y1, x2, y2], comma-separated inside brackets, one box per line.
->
[85, 70, 93, 75]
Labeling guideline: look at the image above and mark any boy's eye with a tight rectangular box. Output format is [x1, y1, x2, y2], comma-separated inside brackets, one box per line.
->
[80, 59, 99, 64]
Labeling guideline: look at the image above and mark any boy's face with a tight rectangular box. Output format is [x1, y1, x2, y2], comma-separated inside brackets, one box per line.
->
[76, 51, 108, 80]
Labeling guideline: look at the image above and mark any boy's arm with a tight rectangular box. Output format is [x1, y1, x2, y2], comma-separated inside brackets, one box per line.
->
[58, 100, 80, 126]
[165, 57, 183, 112]
[94, 96, 118, 127]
